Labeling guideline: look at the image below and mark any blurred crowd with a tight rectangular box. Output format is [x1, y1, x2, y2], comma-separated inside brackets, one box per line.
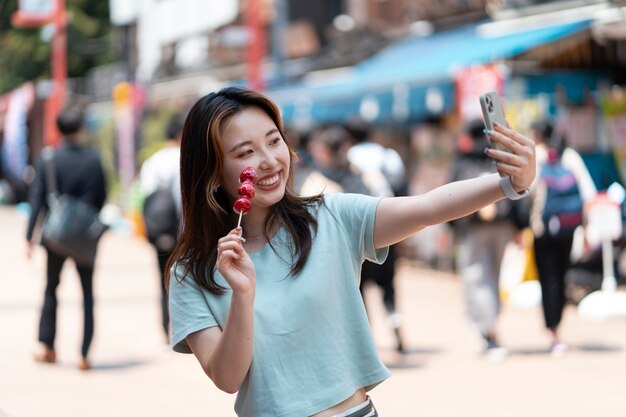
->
[11, 98, 626, 371]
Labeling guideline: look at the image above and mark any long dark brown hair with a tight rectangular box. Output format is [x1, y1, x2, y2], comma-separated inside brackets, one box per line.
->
[165, 87, 322, 295]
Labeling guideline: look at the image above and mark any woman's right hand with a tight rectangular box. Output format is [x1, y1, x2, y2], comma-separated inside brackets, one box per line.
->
[216, 228, 256, 295]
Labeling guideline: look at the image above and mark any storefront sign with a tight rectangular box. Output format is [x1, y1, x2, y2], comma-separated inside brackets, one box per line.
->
[455, 65, 504, 123]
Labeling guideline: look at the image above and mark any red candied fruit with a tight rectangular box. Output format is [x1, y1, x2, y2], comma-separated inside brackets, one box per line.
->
[239, 167, 257, 183]
[233, 197, 252, 214]
[237, 180, 255, 199]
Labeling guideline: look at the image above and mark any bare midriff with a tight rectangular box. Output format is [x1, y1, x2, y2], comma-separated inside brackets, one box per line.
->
[309, 388, 367, 417]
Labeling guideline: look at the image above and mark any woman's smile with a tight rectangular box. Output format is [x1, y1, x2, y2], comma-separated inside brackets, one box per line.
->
[256, 171, 282, 190]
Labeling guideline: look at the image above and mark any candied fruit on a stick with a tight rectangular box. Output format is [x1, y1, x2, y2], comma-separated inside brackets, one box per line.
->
[239, 167, 257, 184]
[237, 180, 255, 199]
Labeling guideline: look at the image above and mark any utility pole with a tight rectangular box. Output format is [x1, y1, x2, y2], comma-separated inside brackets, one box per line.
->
[12, 0, 67, 147]
[246, 0, 265, 91]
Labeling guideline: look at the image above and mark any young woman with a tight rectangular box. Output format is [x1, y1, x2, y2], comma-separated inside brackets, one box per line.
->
[166, 87, 536, 417]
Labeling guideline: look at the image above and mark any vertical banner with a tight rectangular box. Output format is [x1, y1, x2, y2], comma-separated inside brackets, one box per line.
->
[12, 0, 67, 147]
[600, 88, 626, 182]
[113, 82, 135, 199]
[455, 65, 504, 123]
[1, 83, 35, 180]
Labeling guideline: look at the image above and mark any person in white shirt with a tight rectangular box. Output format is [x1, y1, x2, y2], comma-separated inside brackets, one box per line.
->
[346, 124, 408, 352]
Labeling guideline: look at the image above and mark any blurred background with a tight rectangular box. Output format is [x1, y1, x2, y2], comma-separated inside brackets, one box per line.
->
[2, 1, 626, 416]
[2, 0, 626, 271]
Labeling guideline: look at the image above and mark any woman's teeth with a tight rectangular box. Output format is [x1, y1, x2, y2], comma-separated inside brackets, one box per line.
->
[257, 173, 279, 186]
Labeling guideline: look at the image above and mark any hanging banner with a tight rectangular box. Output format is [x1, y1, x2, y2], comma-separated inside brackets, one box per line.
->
[600, 88, 626, 150]
[1, 83, 35, 180]
[113, 82, 136, 196]
[599, 88, 626, 182]
[455, 65, 504, 123]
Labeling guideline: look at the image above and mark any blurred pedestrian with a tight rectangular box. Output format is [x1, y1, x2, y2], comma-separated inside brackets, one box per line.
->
[346, 123, 408, 353]
[306, 125, 372, 194]
[529, 118, 596, 356]
[450, 119, 528, 360]
[139, 113, 183, 341]
[346, 123, 407, 197]
[25, 106, 107, 371]
[166, 87, 535, 416]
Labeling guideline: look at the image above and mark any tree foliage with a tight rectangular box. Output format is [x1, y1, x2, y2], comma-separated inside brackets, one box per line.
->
[0, 0, 116, 95]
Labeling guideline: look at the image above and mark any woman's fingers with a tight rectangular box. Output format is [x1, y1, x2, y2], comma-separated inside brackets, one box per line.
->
[495, 161, 523, 177]
[486, 148, 523, 166]
[494, 122, 534, 147]
[487, 128, 528, 155]
[217, 228, 246, 263]
[218, 240, 244, 257]
[485, 122, 536, 191]
[218, 229, 244, 247]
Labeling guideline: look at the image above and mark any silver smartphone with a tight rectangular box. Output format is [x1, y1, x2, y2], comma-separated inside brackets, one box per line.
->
[479, 91, 507, 131]
[479, 91, 509, 153]
[479, 91, 509, 176]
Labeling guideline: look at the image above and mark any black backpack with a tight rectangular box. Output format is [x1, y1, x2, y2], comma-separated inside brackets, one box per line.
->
[142, 188, 180, 252]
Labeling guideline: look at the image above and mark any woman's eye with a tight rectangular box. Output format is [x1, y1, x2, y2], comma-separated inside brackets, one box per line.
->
[270, 137, 281, 145]
[238, 149, 253, 158]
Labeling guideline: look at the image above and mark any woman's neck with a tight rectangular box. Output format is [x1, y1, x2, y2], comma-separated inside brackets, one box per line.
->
[240, 209, 269, 238]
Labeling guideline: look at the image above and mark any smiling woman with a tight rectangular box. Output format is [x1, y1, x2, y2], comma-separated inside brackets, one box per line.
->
[165, 86, 536, 417]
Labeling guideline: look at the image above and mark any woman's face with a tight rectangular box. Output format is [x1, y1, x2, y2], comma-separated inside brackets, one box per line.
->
[219, 106, 291, 211]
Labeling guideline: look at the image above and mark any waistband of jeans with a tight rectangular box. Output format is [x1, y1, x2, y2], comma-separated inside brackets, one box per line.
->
[333, 397, 375, 417]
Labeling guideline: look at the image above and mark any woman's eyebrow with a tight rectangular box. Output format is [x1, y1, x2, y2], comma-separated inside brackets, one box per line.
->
[228, 140, 252, 153]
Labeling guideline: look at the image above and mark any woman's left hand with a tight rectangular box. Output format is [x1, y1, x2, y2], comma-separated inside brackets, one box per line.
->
[486, 122, 536, 192]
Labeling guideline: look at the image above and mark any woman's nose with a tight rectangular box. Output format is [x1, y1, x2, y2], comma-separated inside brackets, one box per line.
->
[257, 148, 277, 170]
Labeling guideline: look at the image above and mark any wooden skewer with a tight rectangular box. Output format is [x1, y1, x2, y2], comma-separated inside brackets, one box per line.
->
[236, 210, 243, 228]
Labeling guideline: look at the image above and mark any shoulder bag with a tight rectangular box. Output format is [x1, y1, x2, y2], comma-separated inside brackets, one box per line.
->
[40, 148, 107, 266]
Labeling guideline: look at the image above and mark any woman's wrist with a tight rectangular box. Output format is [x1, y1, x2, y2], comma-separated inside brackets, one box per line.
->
[231, 288, 255, 305]
[511, 177, 526, 193]
[500, 176, 529, 200]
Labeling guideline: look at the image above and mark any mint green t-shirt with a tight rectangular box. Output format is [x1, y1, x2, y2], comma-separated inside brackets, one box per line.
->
[169, 193, 391, 417]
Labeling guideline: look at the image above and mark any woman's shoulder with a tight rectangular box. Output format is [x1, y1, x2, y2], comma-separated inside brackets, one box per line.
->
[306, 192, 349, 213]
[169, 262, 203, 292]
[310, 192, 380, 221]
[322, 192, 378, 206]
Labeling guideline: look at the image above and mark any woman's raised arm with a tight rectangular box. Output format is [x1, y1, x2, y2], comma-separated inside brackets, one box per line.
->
[373, 122, 536, 248]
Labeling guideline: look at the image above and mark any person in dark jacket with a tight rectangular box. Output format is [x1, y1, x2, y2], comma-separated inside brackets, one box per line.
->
[25, 106, 107, 371]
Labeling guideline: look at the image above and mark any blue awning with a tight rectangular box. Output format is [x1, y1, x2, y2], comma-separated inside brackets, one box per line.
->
[268, 19, 592, 126]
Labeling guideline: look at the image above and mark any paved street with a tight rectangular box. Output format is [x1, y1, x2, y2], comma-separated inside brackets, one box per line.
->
[1, 205, 626, 417]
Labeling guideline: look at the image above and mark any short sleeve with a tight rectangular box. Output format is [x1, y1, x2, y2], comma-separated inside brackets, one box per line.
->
[169, 265, 220, 353]
[324, 193, 389, 264]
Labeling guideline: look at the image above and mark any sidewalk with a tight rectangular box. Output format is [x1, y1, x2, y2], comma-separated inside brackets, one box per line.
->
[1, 205, 625, 417]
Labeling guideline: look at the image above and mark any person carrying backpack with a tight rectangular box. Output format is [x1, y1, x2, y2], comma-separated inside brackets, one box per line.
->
[140, 114, 183, 340]
[529, 118, 596, 356]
